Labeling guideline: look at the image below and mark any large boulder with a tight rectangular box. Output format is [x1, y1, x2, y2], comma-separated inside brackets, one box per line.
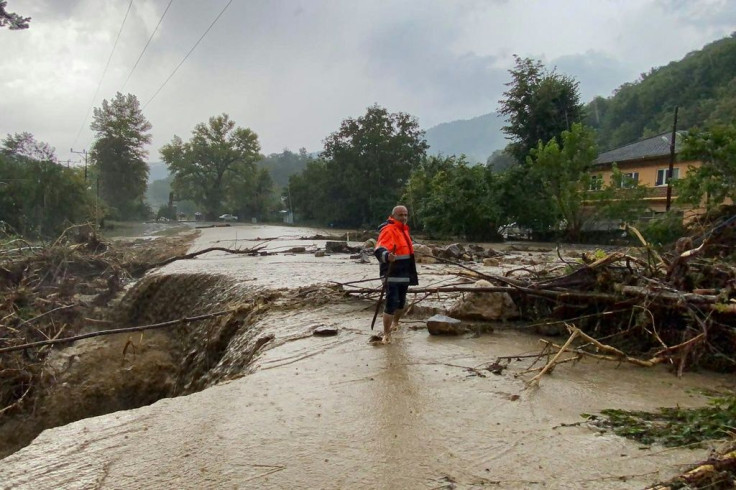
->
[426, 314, 466, 335]
[414, 243, 437, 264]
[448, 279, 519, 321]
[413, 243, 433, 257]
[325, 241, 361, 253]
[437, 243, 464, 260]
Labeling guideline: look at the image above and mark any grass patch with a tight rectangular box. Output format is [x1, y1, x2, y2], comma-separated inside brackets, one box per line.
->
[586, 393, 736, 447]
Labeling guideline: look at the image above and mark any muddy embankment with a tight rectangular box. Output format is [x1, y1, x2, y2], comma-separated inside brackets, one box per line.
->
[0, 261, 345, 458]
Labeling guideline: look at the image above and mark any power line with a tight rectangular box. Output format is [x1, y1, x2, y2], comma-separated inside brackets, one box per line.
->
[142, 0, 233, 110]
[71, 0, 134, 149]
[120, 0, 174, 91]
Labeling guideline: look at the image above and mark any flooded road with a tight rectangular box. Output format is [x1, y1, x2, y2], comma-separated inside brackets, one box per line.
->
[1, 224, 733, 489]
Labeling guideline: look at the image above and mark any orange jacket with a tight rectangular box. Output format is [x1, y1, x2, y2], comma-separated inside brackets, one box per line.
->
[374, 217, 418, 285]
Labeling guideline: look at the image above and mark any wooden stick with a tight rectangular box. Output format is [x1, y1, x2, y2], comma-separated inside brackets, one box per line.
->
[652, 332, 706, 357]
[516, 355, 580, 375]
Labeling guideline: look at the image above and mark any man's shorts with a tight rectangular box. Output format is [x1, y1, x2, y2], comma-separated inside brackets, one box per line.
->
[384, 283, 409, 314]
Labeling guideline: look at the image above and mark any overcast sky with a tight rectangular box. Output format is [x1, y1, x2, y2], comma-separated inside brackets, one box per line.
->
[1, 0, 734, 166]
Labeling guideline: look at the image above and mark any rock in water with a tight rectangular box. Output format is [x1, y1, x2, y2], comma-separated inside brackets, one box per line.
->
[426, 314, 466, 335]
[449, 279, 519, 321]
[313, 326, 338, 336]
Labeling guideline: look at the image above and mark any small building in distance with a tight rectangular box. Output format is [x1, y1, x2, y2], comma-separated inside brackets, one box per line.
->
[591, 131, 701, 218]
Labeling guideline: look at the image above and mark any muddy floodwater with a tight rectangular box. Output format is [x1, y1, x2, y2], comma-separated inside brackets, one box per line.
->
[1, 224, 734, 489]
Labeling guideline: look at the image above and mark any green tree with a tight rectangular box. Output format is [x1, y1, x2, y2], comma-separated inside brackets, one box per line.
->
[228, 166, 275, 222]
[403, 154, 456, 231]
[1, 133, 91, 237]
[258, 148, 312, 188]
[492, 164, 557, 236]
[90, 92, 152, 219]
[160, 114, 261, 219]
[675, 123, 736, 211]
[286, 159, 329, 223]
[318, 104, 428, 227]
[526, 124, 651, 241]
[0, 1, 30, 30]
[499, 56, 585, 163]
[486, 149, 515, 171]
[527, 123, 598, 240]
[594, 164, 652, 225]
[405, 155, 503, 240]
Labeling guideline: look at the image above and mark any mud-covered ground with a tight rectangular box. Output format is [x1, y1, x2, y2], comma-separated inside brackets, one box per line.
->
[1, 223, 734, 489]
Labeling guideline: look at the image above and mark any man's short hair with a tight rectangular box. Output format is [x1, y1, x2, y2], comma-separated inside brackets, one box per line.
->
[392, 205, 408, 216]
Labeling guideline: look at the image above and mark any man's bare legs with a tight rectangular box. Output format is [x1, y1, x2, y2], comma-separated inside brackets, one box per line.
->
[382, 313, 394, 343]
[391, 308, 404, 332]
[381, 308, 405, 343]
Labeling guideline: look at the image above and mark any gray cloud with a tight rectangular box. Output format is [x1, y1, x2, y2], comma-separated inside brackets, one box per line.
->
[551, 51, 638, 102]
[1, 0, 733, 165]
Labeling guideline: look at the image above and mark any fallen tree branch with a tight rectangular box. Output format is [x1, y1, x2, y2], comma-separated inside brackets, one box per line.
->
[0, 309, 234, 354]
[527, 327, 580, 387]
[146, 245, 268, 270]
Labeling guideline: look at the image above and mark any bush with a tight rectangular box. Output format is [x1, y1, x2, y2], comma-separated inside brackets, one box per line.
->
[640, 211, 686, 247]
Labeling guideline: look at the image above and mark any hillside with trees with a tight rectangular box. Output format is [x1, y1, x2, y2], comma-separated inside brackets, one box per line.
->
[586, 33, 736, 151]
[422, 33, 736, 160]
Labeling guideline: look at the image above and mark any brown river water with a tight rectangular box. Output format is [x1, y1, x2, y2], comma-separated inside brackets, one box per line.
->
[1, 224, 733, 489]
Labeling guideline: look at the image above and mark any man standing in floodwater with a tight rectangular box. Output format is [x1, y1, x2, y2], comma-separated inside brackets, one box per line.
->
[374, 205, 419, 343]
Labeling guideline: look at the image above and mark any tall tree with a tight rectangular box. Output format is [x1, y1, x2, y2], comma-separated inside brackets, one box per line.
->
[0, 1, 30, 30]
[317, 104, 428, 227]
[90, 92, 152, 219]
[160, 114, 261, 219]
[499, 56, 584, 163]
[527, 123, 599, 240]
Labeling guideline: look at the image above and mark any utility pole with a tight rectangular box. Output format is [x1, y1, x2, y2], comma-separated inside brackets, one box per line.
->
[665, 106, 679, 212]
[288, 185, 294, 224]
[70, 148, 88, 181]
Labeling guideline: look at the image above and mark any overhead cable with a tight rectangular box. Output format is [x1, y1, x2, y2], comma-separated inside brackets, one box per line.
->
[142, 0, 234, 110]
[71, 0, 135, 149]
[121, 0, 175, 91]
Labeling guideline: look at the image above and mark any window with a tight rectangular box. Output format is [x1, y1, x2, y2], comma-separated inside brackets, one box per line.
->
[655, 168, 679, 186]
[620, 172, 639, 188]
[589, 175, 603, 190]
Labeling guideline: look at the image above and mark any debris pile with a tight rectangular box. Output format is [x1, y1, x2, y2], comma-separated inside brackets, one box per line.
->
[342, 211, 736, 375]
[0, 226, 195, 418]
